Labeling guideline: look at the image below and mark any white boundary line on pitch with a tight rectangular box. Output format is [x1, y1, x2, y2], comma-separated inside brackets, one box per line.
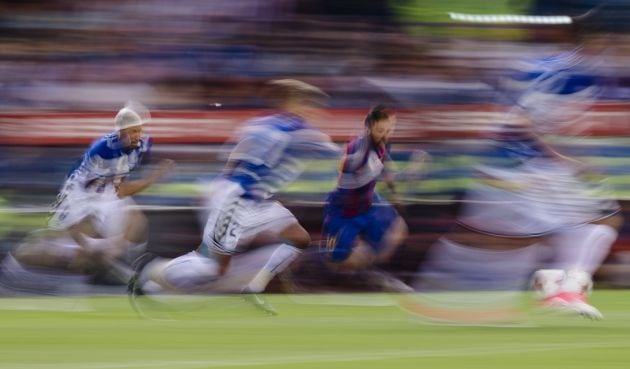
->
[4, 341, 630, 369]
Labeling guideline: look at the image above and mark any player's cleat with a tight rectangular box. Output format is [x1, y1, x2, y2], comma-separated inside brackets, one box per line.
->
[533, 269, 603, 320]
[127, 252, 159, 299]
[127, 272, 143, 297]
[541, 291, 603, 320]
[127, 270, 150, 317]
[241, 288, 278, 316]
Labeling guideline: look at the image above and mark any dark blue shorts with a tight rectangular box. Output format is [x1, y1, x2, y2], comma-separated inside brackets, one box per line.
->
[322, 201, 399, 262]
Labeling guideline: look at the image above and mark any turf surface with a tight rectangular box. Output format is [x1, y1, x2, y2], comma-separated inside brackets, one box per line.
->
[0, 291, 629, 369]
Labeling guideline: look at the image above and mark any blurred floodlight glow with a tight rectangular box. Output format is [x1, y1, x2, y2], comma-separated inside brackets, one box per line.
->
[448, 12, 573, 25]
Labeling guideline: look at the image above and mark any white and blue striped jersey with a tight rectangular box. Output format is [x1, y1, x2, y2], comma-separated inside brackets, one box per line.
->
[494, 48, 601, 162]
[506, 48, 600, 130]
[222, 112, 340, 200]
[64, 133, 152, 193]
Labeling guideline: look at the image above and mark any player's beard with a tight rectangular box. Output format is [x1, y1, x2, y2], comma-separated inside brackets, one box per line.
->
[369, 134, 384, 148]
[375, 137, 387, 149]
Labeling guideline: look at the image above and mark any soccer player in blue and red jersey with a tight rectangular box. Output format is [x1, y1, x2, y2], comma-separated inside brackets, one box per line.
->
[322, 105, 410, 290]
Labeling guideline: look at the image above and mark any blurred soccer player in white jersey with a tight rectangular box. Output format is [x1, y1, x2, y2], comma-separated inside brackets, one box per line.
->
[138, 80, 340, 314]
[413, 11, 621, 321]
[511, 30, 622, 319]
[28, 102, 173, 273]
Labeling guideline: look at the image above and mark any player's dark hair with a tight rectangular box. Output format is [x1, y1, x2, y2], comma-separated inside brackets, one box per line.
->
[364, 105, 394, 129]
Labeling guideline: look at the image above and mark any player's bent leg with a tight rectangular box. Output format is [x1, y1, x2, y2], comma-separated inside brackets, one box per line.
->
[325, 238, 412, 292]
[375, 216, 408, 264]
[331, 241, 375, 271]
[251, 244, 302, 288]
[548, 223, 618, 275]
[14, 229, 106, 275]
[321, 218, 406, 292]
[278, 222, 311, 249]
[98, 204, 149, 263]
[342, 242, 413, 293]
[138, 251, 221, 293]
[241, 223, 308, 294]
[239, 223, 309, 315]
[122, 206, 149, 245]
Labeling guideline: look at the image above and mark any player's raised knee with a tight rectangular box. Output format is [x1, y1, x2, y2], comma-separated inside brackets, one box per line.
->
[280, 223, 311, 249]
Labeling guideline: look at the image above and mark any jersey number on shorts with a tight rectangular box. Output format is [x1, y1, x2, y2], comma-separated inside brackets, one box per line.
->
[212, 200, 241, 247]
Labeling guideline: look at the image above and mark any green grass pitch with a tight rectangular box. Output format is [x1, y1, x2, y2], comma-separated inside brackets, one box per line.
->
[1, 291, 629, 369]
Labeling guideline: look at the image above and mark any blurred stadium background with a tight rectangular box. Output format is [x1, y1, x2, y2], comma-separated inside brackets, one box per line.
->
[2, 0, 630, 287]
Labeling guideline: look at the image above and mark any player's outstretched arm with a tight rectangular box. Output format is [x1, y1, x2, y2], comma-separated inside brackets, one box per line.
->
[117, 159, 175, 197]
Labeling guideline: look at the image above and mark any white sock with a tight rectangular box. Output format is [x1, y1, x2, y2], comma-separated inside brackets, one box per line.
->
[561, 269, 593, 295]
[531, 269, 565, 299]
[548, 224, 618, 275]
[245, 244, 301, 293]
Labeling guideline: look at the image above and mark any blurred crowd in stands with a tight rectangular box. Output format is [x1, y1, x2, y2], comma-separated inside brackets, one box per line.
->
[2, 0, 630, 110]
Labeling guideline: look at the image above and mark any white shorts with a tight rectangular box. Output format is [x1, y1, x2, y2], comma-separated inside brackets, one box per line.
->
[469, 161, 619, 235]
[201, 179, 297, 255]
[49, 181, 135, 238]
